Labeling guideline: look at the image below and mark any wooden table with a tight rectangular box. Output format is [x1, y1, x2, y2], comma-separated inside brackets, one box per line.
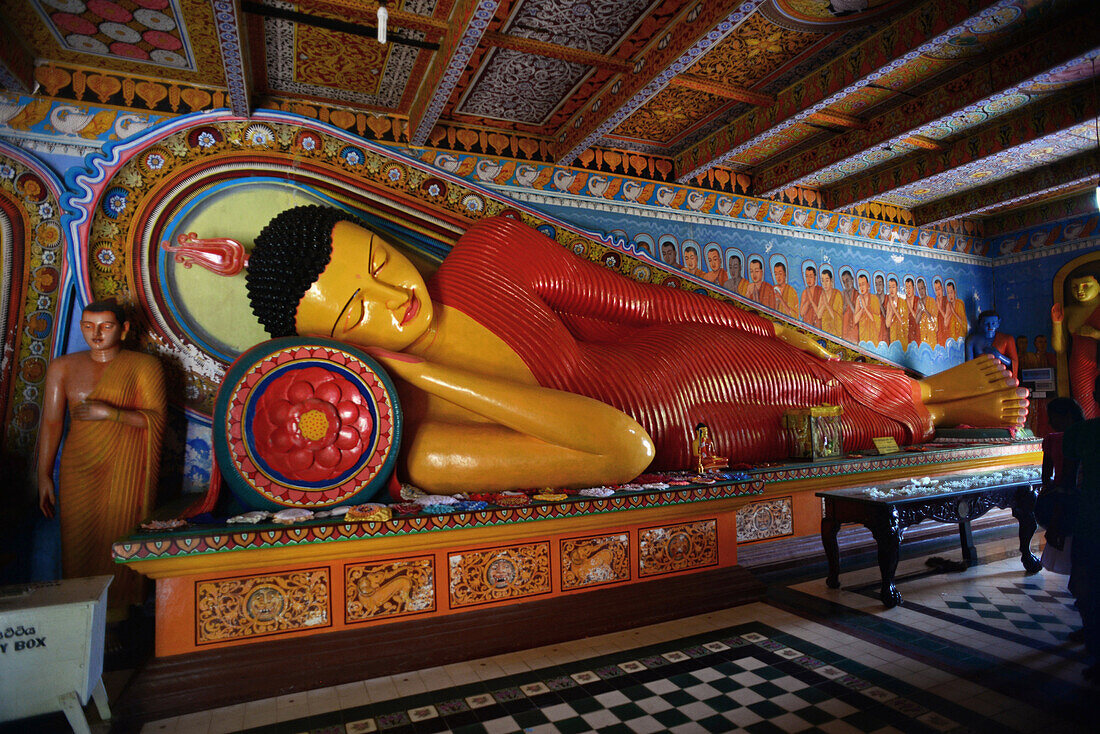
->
[817, 472, 1042, 608]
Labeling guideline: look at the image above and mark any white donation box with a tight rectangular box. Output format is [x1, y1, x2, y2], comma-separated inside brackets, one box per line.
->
[0, 576, 112, 734]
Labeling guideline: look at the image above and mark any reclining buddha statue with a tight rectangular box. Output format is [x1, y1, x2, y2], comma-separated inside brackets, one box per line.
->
[187, 205, 1027, 494]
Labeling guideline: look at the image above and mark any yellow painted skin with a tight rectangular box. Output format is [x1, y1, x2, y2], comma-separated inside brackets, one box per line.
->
[295, 221, 1027, 493]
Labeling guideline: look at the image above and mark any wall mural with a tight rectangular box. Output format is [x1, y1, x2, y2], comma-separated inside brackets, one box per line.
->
[0, 141, 68, 480]
[404, 146, 985, 255]
[536, 201, 989, 376]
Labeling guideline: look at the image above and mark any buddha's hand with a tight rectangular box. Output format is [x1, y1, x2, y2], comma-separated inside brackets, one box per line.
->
[1051, 303, 1063, 323]
[71, 400, 114, 421]
[38, 477, 56, 518]
[774, 324, 838, 361]
[1078, 324, 1100, 339]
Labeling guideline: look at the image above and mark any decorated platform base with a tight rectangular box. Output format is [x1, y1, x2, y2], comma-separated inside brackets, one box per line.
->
[112, 439, 1039, 723]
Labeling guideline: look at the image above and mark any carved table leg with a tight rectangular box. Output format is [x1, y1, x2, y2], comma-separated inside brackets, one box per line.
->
[869, 508, 903, 608]
[1012, 485, 1042, 574]
[959, 519, 977, 566]
[821, 513, 842, 589]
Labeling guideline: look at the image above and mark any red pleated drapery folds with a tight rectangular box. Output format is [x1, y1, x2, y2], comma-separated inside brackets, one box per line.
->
[431, 217, 932, 470]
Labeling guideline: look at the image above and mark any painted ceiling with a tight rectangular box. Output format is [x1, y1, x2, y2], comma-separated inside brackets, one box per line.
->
[1, 0, 1098, 233]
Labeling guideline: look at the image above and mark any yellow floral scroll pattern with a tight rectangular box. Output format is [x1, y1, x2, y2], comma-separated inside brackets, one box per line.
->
[448, 543, 551, 608]
[196, 569, 330, 644]
[345, 557, 435, 623]
[560, 534, 630, 590]
[639, 520, 719, 577]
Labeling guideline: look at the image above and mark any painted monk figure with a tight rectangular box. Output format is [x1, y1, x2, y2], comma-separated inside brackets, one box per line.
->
[853, 274, 882, 344]
[840, 270, 859, 343]
[37, 300, 166, 618]
[885, 277, 909, 346]
[738, 257, 776, 309]
[682, 246, 705, 278]
[703, 249, 729, 288]
[234, 207, 1026, 493]
[818, 268, 843, 337]
[771, 262, 799, 320]
[799, 265, 823, 330]
[945, 281, 967, 342]
[1052, 274, 1100, 419]
[905, 277, 925, 346]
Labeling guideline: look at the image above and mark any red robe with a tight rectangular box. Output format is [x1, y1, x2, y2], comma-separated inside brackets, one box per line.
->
[1069, 306, 1100, 419]
[429, 218, 932, 469]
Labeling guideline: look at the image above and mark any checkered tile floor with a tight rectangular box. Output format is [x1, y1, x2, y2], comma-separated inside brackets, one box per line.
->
[242, 623, 1010, 734]
[940, 581, 1079, 642]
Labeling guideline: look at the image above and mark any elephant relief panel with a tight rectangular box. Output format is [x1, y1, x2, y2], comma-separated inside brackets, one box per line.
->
[345, 557, 436, 623]
[448, 543, 551, 608]
[195, 569, 330, 644]
[560, 533, 630, 590]
[639, 520, 719, 577]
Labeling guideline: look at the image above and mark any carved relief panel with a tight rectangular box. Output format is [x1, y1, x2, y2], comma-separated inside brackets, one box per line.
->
[345, 557, 435, 624]
[196, 568, 330, 644]
[448, 543, 551, 608]
[639, 520, 718, 577]
[560, 533, 630, 590]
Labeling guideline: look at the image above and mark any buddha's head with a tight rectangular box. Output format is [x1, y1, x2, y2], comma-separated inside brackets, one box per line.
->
[1068, 275, 1100, 304]
[246, 206, 433, 351]
[978, 310, 1000, 339]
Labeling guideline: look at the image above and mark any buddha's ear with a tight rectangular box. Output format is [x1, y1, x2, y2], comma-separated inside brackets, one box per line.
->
[121, 320, 132, 341]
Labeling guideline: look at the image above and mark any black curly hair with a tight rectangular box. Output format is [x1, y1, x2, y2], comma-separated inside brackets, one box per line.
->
[245, 205, 360, 337]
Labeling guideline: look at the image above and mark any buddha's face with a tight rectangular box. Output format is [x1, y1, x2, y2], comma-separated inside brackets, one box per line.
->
[80, 309, 128, 354]
[707, 249, 721, 271]
[295, 221, 433, 351]
[1069, 275, 1100, 303]
[684, 249, 698, 270]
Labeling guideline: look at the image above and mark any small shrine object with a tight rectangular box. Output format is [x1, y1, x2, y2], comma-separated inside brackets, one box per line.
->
[692, 422, 729, 473]
[783, 405, 843, 461]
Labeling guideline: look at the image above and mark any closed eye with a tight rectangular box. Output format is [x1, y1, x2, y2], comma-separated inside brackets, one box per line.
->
[331, 288, 361, 337]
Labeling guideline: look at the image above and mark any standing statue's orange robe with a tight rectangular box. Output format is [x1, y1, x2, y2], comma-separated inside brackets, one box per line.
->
[59, 350, 165, 611]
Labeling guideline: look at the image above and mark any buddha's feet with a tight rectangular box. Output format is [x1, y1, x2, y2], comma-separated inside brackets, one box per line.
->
[919, 354, 1018, 404]
[924, 385, 1029, 428]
